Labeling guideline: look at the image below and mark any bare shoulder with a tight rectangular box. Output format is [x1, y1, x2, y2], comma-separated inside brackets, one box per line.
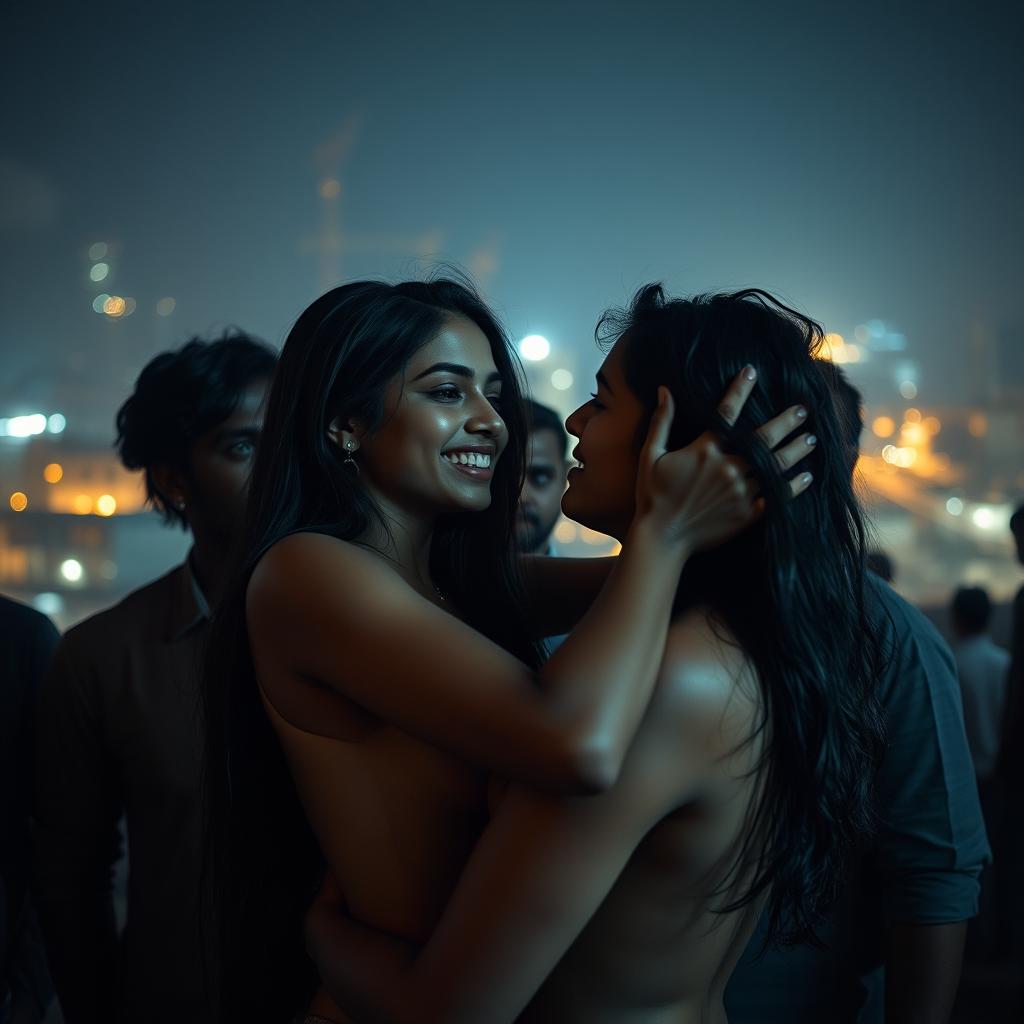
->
[248, 531, 394, 614]
[655, 608, 760, 747]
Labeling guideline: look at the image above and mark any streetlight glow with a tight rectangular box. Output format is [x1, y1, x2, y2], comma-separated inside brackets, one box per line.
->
[59, 558, 84, 583]
[519, 335, 550, 361]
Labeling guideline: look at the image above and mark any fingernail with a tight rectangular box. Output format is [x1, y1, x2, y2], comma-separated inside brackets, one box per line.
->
[806, 434, 817, 446]
[795, 406, 807, 419]
[743, 365, 757, 381]
[803, 472, 813, 484]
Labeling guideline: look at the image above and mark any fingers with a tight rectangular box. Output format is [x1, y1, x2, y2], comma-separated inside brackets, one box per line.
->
[773, 432, 817, 472]
[717, 365, 758, 428]
[642, 386, 674, 459]
[788, 471, 814, 499]
[755, 403, 808, 449]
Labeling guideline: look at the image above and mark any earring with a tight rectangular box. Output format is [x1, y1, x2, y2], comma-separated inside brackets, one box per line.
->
[343, 440, 360, 475]
[175, 498, 186, 512]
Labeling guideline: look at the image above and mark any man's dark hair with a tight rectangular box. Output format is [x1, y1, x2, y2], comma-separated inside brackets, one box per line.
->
[1011, 503, 1024, 536]
[866, 550, 895, 583]
[524, 399, 569, 458]
[115, 331, 277, 528]
[952, 586, 992, 635]
[819, 361, 862, 473]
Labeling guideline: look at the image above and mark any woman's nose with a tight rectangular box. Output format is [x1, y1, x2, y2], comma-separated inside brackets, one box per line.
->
[466, 394, 505, 436]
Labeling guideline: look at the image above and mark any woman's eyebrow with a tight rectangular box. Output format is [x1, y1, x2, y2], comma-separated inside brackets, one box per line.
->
[411, 362, 502, 385]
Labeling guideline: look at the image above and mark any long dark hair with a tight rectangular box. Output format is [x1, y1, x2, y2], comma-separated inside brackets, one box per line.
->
[202, 277, 538, 1021]
[599, 285, 886, 947]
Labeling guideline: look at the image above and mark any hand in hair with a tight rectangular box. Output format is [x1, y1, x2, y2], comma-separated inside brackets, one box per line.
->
[636, 368, 813, 551]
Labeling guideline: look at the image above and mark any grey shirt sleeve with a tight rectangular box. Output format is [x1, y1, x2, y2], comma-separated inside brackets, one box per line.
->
[870, 582, 990, 923]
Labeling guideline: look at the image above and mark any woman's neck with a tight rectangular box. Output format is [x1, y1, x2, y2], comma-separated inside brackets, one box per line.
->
[355, 488, 438, 599]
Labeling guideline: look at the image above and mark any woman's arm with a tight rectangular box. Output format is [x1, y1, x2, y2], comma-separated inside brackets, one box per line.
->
[305, 629, 741, 1023]
[249, 375, 798, 794]
[518, 400, 814, 640]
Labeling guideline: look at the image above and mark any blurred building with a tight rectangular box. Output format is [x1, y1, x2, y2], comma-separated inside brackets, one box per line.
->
[1, 433, 188, 628]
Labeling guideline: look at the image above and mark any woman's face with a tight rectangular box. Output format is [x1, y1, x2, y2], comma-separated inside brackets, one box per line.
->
[562, 335, 648, 541]
[357, 315, 509, 517]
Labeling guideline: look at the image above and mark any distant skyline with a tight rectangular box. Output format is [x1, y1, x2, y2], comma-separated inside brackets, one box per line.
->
[2, 0, 1022, 440]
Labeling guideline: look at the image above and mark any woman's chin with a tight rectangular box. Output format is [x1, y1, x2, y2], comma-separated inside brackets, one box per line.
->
[448, 490, 492, 514]
[560, 488, 597, 533]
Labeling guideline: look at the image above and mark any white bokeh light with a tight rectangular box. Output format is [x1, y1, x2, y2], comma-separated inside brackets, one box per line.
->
[971, 507, 995, 529]
[519, 335, 550, 361]
[551, 369, 573, 390]
[59, 558, 84, 583]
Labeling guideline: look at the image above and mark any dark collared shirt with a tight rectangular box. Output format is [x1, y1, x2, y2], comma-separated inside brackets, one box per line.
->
[725, 576, 990, 1023]
[33, 560, 214, 1023]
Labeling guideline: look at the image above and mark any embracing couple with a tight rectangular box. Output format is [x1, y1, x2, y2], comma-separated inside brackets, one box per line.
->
[202, 277, 885, 1023]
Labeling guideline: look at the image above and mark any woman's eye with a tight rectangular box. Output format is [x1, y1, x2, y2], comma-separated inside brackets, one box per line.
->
[432, 386, 462, 402]
[228, 440, 255, 458]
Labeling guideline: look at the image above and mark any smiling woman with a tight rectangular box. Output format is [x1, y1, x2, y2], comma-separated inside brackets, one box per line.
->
[335, 324, 508, 515]
[201, 276, 769, 1024]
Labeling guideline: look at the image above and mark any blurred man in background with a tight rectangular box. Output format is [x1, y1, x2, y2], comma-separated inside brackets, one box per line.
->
[32, 332, 275, 1023]
[951, 586, 1008, 782]
[951, 585, 1009, 960]
[516, 400, 570, 557]
[995, 504, 1024, 981]
[1, 595, 58, 1024]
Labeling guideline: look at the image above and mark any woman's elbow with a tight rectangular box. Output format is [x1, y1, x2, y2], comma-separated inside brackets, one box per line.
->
[564, 736, 622, 794]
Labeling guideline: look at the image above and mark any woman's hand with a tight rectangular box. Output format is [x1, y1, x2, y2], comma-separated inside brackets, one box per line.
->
[635, 367, 814, 551]
[305, 871, 417, 1024]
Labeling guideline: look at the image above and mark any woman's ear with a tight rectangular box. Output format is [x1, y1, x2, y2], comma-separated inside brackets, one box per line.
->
[327, 417, 363, 455]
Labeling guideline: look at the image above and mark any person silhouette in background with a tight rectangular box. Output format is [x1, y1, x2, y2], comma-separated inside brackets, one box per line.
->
[995, 504, 1024, 982]
[32, 332, 275, 1023]
[951, 586, 1009, 783]
[1, 595, 58, 1024]
[950, 585, 1008, 960]
[516, 400, 571, 557]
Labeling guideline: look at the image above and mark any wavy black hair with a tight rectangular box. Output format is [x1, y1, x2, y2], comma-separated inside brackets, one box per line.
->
[201, 276, 538, 1022]
[114, 330, 277, 528]
[597, 285, 886, 947]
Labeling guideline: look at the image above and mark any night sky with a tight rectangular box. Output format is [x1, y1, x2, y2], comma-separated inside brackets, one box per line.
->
[2, 1, 1022, 440]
